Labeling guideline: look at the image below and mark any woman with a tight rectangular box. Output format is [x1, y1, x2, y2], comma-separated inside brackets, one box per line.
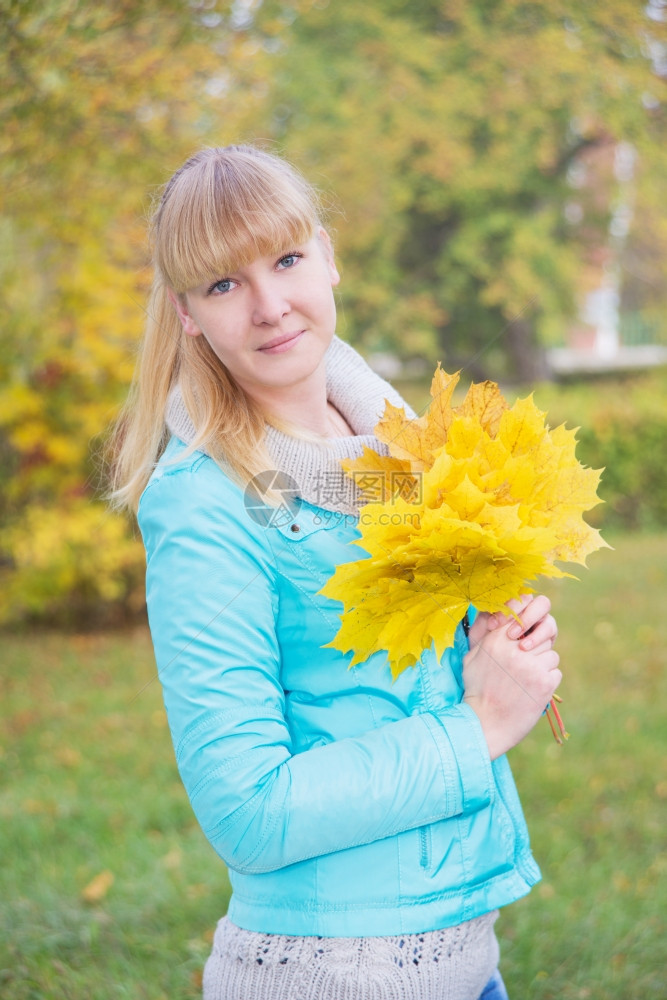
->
[111, 145, 560, 999]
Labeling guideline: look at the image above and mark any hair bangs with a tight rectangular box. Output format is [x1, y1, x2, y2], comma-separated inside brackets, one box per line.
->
[154, 146, 321, 293]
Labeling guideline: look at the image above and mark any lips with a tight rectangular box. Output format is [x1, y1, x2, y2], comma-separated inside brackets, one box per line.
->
[258, 330, 305, 354]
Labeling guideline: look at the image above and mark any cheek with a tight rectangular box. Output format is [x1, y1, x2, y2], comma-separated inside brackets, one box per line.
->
[204, 331, 241, 362]
[198, 308, 239, 348]
[313, 283, 337, 320]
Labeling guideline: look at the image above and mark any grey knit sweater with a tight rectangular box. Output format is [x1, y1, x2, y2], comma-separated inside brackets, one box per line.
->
[165, 336, 410, 515]
[165, 336, 501, 1000]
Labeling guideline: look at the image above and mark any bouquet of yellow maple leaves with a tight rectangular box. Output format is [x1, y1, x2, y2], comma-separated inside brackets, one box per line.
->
[321, 367, 608, 742]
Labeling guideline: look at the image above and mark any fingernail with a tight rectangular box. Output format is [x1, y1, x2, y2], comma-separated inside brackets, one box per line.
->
[507, 624, 522, 639]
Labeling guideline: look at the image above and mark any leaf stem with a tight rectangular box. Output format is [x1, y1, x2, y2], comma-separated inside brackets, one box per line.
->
[549, 696, 570, 741]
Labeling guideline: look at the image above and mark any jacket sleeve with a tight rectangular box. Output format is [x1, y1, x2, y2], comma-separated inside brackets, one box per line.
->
[139, 458, 495, 876]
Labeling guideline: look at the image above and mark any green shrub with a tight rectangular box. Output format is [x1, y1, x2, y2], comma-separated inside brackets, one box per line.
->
[534, 369, 667, 531]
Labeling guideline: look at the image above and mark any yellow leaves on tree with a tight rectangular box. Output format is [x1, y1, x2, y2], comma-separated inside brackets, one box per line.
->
[0, 500, 146, 626]
[321, 367, 608, 678]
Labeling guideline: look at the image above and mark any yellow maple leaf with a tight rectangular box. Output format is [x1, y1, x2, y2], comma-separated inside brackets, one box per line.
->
[81, 869, 114, 903]
[320, 367, 609, 678]
[373, 365, 462, 469]
[373, 401, 433, 469]
[456, 379, 509, 436]
[341, 446, 414, 504]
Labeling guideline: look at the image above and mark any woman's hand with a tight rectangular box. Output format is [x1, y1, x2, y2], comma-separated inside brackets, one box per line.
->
[463, 596, 561, 760]
[481, 594, 557, 650]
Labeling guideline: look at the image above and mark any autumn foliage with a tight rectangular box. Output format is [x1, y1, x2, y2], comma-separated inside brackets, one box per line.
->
[321, 369, 608, 677]
[0, 1, 264, 625]
[0, 1, 664, 626]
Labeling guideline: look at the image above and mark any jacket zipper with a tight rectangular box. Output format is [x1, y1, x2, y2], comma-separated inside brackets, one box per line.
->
[419, 827, 431, 870]
[416, 656, 435, 872]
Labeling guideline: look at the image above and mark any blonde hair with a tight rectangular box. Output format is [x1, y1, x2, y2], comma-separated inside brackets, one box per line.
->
[109, 145, 323, 512]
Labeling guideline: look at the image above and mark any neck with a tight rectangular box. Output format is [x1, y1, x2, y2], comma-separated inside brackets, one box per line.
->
[247, 367, 353, 439]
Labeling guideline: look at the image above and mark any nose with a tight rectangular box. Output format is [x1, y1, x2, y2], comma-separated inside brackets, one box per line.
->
[251, 277, 291, 327]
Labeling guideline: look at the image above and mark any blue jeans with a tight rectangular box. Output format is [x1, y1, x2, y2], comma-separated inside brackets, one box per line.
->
[478, 970, 510, 1000]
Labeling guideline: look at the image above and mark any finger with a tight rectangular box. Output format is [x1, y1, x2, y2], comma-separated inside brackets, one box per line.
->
[518, 615, 558, 650]
[546, 661, 563, 695]
[487, 594, 534, 631]
[518, 593, 550, 626]
[507, 593, 535, 615]
[507, 595, 551, 639]
[524, 637, 559, 657]
[467, 611, 492, 644]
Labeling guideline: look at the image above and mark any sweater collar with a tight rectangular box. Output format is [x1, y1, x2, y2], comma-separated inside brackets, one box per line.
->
[165, 336, 414, 514]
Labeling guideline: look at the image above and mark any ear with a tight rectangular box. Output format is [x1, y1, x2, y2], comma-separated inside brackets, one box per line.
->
[167, 288, 202, 338]
[317, 227, 340, 287]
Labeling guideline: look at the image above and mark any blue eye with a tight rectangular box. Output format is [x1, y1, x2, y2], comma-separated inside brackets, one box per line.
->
[209, 278, 234, 295]
[277, 252, 302, 269]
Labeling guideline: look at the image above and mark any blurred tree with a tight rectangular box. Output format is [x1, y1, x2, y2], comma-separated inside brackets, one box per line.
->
[231, 0, 667, 381]
[1, 0, 666, 624]
[0, 0, 270, 623]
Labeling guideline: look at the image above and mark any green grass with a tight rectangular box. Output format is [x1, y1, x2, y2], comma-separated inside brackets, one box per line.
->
[501, 532, 667, 999]
[1, 534, 666, 998]
[1, 630, 229, 999]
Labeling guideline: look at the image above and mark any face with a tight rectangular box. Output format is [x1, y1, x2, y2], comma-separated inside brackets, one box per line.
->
[169, 229, 340, 410]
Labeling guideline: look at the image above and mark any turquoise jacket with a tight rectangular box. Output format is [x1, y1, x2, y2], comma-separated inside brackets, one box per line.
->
[139, 437, 541, 937]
